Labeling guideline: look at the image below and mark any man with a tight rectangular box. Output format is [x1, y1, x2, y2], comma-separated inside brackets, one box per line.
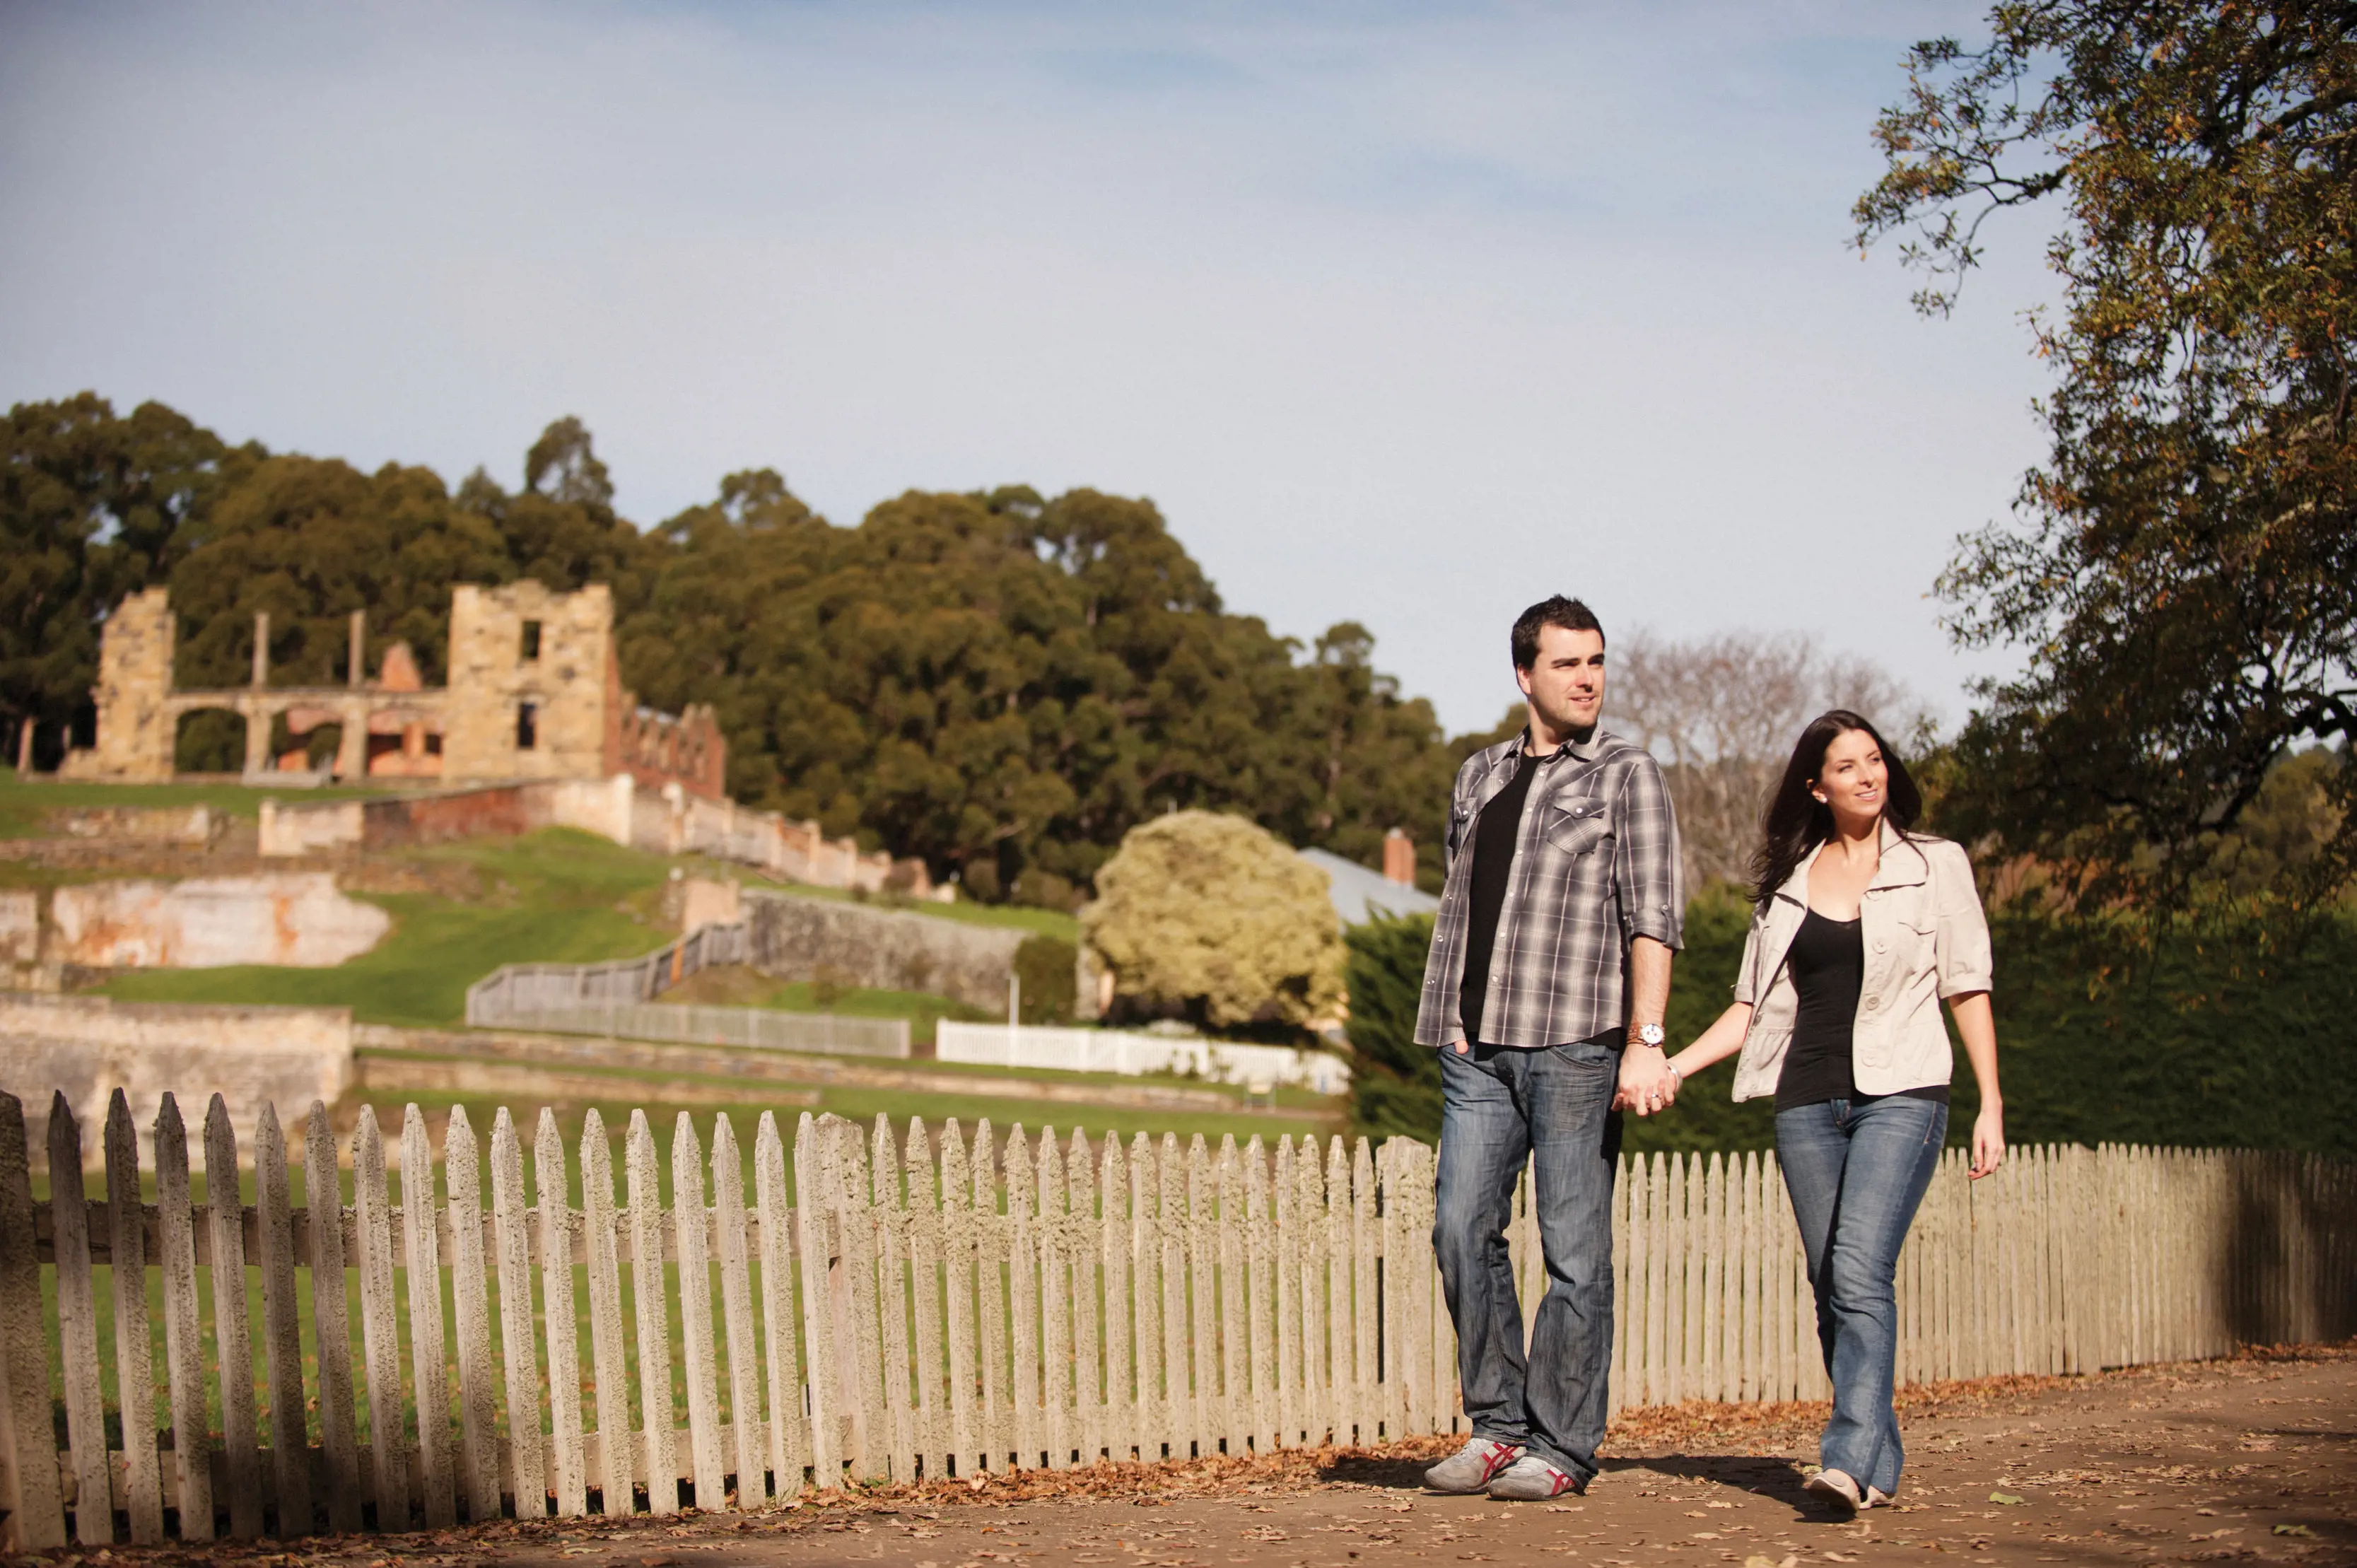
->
[1416, 595, 1683, 1499]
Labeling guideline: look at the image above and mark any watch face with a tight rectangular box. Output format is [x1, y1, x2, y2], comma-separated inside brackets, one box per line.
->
[1639, 1024, 1665, 1046]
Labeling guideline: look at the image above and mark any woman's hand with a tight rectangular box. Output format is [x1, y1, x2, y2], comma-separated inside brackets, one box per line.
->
[1969, 1101, 2005, 1180]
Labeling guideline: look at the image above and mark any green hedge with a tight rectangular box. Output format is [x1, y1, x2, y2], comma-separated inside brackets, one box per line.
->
[1347, 893, 2357, 1155]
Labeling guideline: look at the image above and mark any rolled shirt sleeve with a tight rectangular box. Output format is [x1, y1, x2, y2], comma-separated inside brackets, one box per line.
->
[1614, 755, 1685, 952]
[1932, 840, 1994, 998]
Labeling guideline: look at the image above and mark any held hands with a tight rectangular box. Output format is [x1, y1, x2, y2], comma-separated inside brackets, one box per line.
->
[1615, 1045, 1679, 1118]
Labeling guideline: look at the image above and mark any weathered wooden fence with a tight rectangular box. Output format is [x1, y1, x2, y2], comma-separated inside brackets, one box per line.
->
[0, 1088, 2349, 1550]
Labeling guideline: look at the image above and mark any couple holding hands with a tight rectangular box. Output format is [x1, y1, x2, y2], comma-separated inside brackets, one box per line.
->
[1415, 597, 2005, 1512]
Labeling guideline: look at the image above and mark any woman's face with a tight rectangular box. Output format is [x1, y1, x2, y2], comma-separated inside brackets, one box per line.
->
[1811, 727, 1888, 828]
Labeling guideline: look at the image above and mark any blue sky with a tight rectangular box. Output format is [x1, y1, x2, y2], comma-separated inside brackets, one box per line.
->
[0, 1, 2058, 735]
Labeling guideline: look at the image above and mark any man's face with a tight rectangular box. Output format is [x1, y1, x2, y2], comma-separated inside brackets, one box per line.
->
[1516, 624, 1606, 734]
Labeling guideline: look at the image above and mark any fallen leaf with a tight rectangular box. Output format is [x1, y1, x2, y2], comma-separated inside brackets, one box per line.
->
[2274, 1524, 2315, 1538]
[1989, 1493, 2025, 1506]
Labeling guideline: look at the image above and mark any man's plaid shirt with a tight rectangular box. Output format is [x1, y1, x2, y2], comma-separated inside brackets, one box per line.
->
[1413, 727, 1685, 1049]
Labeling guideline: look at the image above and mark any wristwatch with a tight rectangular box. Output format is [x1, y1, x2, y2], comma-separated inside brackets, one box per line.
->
[1634, 1022, 1665, 1050]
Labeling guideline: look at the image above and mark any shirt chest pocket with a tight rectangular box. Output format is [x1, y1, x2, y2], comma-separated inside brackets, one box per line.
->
[1540, 798, 1611, 859]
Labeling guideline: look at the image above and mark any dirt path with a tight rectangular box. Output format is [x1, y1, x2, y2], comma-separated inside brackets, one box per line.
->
[50, 1345, 2354, 1568]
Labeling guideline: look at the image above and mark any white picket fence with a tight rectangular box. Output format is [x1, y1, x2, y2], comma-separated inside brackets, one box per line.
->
[0, 1087, 2350, 1550]
[935, 1022, 1350, 1094]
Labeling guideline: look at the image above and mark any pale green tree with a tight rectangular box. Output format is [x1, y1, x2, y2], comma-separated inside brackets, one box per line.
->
[1082, 809, 1345, 1029]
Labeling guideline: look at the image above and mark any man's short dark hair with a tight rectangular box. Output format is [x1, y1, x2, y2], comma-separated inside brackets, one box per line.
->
[1511, 596, 1606, 670]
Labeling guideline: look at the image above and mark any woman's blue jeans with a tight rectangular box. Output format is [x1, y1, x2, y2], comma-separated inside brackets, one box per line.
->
[1774, 1094, 1947, 1497]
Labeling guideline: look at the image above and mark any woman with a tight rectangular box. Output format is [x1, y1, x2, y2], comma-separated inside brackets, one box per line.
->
[1659, 710, 2004, 1512]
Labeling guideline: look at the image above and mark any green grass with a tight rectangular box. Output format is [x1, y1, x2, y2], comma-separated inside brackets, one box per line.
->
[0, 768, 394, 838]
[94, 829, 671, 1027]
[764, 878, 1080, 942]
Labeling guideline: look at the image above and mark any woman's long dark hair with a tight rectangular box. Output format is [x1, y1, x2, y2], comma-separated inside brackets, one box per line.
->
[1749, 709, 1923, 907]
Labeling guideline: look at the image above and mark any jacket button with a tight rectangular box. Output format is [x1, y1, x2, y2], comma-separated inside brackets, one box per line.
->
[1864, 995, 1880, 1010]
[1873, 938, 1888, 953]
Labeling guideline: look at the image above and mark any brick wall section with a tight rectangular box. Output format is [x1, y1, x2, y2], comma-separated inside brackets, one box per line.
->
[744, 889, 1024, 1012]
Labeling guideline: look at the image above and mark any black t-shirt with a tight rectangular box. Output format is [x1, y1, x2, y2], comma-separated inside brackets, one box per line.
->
[1459, 751, 1542, 1046]
[1774, 908, 1949, 1110]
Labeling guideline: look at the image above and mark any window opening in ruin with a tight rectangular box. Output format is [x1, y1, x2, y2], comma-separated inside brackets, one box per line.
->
[520, 620, 542, 661]
[516, 701, 538, 750]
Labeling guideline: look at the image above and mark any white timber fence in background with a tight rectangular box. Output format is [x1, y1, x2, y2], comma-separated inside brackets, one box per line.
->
[935, 1022, 1351, 1094]
[0, 1089, 2352, 1550]
[464, 922, 911, 1058]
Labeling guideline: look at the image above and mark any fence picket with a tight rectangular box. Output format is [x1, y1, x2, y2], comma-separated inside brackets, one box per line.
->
[631, 1113, 679, 1513]
[865, 1116, 915, 1484]
[532, 1112, 587, 1518]
[199, 1097, 263, 1540]
[151, 1096, 214, 1541]
[47, 1099, 110, 1545]
[0, 1094, 64, 1551]
[353, 1110, 411, 1526]
[1069, 1128, 1101, 1467]
[907, 1118, 948, 1480]
[839, 1118, 887, 1482]
[578, 1112, 633, 1514]
[672, 1113, 724, 1506]
[1038, 1130, 1072, 1470]
[252, 1105, 312, 1537]
[752, 1112, 804, 1501]
[974, 1120, 1010, 1472]
[105, 1092, 165, 1542]
[792, 1113, 842, 1490]
[940, 1121, 978, 1477]
[715, 1115, 767, 1499]
[443, 1108, 501, 1524]
[1157, 1133, 1188, 1459]
[1006, 1126, 1039, 1469]
[1349, 1137, 1376, 1445]
[1103, 1133, 1136, 1462]
[488, 1109, 546, 1517]
[399, 1108, 457, 1527]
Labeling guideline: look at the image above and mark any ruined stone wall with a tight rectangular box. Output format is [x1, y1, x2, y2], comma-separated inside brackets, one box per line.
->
[0, 993, 353, 1159]
[68, 587, 177, 781]
[440, 581, 613, 783]
[745, 889, 1022, 1012]
[49, 872, 390, 967]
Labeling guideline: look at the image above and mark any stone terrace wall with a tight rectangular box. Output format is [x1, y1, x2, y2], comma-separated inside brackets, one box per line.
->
[48, 872, 390, 967]
[0, 993, 354, 1156]
[745, 889, 1025, 1013]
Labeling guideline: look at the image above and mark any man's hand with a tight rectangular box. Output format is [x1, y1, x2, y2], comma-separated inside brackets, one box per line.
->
[1617, 1046, 1677, 1116]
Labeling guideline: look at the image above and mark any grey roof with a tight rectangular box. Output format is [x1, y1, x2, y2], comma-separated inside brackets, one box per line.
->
[1299, 848, 1441, 927]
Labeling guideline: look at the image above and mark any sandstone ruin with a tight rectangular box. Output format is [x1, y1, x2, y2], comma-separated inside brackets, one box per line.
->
[61, 581, 727, 797]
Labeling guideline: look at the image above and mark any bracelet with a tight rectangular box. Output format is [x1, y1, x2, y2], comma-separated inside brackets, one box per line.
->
[1666, 1062, 1683, 1089]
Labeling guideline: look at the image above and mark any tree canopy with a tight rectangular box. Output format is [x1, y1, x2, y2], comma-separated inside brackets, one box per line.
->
[1856, 0, 2357, 909]
[1, 394, 1463, 899]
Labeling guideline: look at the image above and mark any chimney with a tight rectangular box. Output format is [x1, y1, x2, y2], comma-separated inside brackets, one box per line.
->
[1382, 827, 1415, 886]
[251, 612, 269, 688]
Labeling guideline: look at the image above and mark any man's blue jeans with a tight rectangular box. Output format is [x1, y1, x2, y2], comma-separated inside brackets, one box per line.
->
[1432, 1037, 1622, 1485]
[1775, 1095, 1948, 1496]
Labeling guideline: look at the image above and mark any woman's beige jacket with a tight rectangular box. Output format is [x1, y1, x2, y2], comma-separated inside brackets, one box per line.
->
[1729, 821, 1992, 1103]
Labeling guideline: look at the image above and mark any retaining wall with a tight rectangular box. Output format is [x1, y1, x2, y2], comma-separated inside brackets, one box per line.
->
[744, 889, 1024, 1013]
[0, 993, 353, 1154]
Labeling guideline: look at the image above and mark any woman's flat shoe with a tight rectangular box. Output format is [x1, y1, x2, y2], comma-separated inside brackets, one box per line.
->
[1806, 1468, 1863, 1513]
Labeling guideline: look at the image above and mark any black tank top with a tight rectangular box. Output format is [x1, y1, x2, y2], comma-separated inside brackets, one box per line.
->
[1774, 908, 1949, 1111]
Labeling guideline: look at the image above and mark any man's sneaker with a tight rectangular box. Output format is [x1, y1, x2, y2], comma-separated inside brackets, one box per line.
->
[1487, 1453, 1583, 1500]
[1423, 1437, 1523, 1494]
[1805, 1468, 1863, 1513]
